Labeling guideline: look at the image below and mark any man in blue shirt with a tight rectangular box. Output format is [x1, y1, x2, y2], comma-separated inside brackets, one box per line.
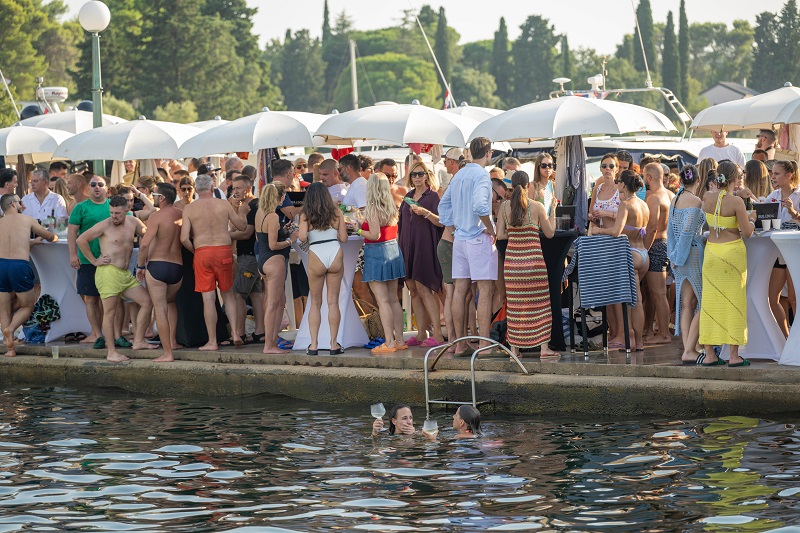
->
[438, 137, 497, 353]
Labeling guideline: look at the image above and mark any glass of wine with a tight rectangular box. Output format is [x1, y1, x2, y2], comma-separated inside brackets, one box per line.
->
[422, 419, 438, 437]
[370, 403, 385, 419]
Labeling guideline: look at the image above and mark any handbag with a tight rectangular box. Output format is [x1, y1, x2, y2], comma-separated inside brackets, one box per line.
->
[354, 298, 384, 340]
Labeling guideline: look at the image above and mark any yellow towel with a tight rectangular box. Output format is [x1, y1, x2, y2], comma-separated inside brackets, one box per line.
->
[699, 239, 747, 346]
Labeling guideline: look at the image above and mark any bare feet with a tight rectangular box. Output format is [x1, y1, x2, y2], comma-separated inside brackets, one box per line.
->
[2, 328, 14, 356]
[263, 346, 289, 354]
[106, 352, 130, 363]
[80, 334, 100, 344]
[152, 353, 174, 362]
[644, 336, 671, 346]
[132, 342, 158, 350]
[199, 342, 218, 351]
[171, 343, 184, 350]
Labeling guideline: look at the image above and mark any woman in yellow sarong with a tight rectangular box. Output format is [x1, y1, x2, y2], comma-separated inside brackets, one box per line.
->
[699, 160, 755, 366]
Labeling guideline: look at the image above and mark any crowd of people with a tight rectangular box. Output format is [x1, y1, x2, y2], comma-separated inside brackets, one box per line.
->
[0, 127, 793, 367]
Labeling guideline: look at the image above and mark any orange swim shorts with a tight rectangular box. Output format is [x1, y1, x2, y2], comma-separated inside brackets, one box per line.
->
[194, 245, 234, 293]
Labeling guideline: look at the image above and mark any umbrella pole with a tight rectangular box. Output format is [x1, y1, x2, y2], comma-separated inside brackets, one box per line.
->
[17, 155, 29, 196]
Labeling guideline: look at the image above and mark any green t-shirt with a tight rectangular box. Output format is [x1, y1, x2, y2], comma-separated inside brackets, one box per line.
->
[69, 199, 110, 264]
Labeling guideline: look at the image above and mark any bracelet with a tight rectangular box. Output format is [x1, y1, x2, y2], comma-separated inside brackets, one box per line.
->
[136, 265, 145, 270]
[357, 228, 362, 236]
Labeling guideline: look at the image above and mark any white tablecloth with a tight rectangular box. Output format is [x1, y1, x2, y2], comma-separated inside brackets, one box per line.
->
[719, 231, 785, 361]
[29, 241, 91, 342]
[292, 235, 369, 350]
[770, 231, 800, 365]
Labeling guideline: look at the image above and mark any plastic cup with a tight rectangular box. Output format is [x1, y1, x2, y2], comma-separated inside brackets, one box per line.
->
[761, 220, 771, 231]
[51, 346, 59, 359]
[422, 419, 438, 436]
[773, 219, 783, 230]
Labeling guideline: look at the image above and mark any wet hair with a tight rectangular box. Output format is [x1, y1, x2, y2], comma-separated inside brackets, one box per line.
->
[774, 160, 800, 188]
[715, 160, 739, 187]
[457, 405, 482, 435]
[470, 137, 492, 160]
[744, 160, 771, 198]
[619, 170, 644, 193]
[301, 181, 339, 231]
[388, 404, 411, 435]
[679, 164, 699, 186]
[156, 182, 177, 205]
[0, 168, 17, 189]
[509, 170, 530, 227]
[109, 195, 128, 208]
[0, 193, 18, 212]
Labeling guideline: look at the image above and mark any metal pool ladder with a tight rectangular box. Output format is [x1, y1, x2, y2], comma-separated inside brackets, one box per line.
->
[423, 336, 529, 418]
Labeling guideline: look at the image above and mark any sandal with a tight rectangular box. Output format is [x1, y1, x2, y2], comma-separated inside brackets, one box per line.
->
[306, 345, 318, 356]
[92, 337, 106, 349]
[371, 343, 396, 354]
[701, 358, 726, 367]
[394, 342, 409, 350]
[329, 345, 345, 355]
[218, 339, 235, 348]
[406, 336, 421, 347]
[421, 337, 442, 347]
[114, 337, 132, 348]
[728, 359, 751, 367]
[251, 333, 265, 344]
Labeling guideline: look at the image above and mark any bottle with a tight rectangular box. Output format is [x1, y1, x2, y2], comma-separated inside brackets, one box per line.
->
[46, 208, 55, 229]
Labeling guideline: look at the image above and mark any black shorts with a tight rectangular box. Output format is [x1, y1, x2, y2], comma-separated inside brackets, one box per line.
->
[648, 238, 670, 273]
[291, 262, 309, 298]
[775, 258, 787, 269]
[77, 263, 100, 297]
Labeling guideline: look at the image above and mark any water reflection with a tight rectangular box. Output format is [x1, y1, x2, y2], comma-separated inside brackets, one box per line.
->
[0, 388, 798, 531]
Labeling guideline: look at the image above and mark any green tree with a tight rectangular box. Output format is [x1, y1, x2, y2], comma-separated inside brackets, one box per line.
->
[616, 34, 634, 62]
[559, 35, 572, 80]
[279, 29, 327, 112]
[633, 0, 657, 75]
[462, 40, 492, 73]
[491, 17, 512, 105]
[511, 15, 559, 105]
[321, 12, 352, 107]
[153, 100, 198, 123]
[678, 0, 690, 102]
[661, 11, 680, 110]
[451, 66, 503, 108]
[433, 6, 452, 98]
[690, 21, 754, 91]
[752, 12, 780, 91]
[322, 0, 331, 44]
[332, 52, 439, 110]
[103, 93, 137, 120]
[0, 0, 48, 108]
[777, 0, 800, 86]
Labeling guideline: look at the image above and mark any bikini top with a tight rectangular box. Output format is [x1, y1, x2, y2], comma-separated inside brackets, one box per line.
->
[623, 224, 646, 237]
[593, 181, 621, 213]
[706, 190, 739, 235]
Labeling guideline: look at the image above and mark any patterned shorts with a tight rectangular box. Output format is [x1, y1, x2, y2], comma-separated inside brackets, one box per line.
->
[648, 238, 670, 273]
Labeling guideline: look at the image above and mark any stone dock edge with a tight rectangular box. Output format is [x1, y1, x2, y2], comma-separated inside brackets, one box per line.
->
[3, 345, 800, 418]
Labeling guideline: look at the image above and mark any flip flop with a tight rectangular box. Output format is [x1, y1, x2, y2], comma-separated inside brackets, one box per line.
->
[329, 345, 345, 355]
[454, 348, 473, 357]
[606, 341, 625, 349]
[701, 358, 726, 367]
[682, 352, 705, 366]
[406, 337, 421, 347]
[421, 337, 442, 347]
[371, 343, 396, 354]
[64, 333, 77, 343]
[394, 343, 409, 350]
[728, 359, 751, 367]
[306, 345, 318, 356]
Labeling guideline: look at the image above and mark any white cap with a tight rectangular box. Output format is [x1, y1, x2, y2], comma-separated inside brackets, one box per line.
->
[444, 147, 464, 160]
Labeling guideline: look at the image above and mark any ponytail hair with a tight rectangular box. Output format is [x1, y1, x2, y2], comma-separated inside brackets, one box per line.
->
[619, 170, 644, 193]
[509, 170, 530, 227]
[774, 160, 800, 188]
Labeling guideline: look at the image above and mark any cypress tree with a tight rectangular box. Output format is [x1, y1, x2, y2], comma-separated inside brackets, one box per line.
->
[322, 0, 331, 44]
[433, 6, 452, 99]
[662, 12, 680, 113]
[678, 0, 690, 102]
[633, 0, 657, 76]
[491, 17, 512, 105]
[777, 0, 800, 86]
[512, 15, 559, 106]
[560, 35, 572, 81]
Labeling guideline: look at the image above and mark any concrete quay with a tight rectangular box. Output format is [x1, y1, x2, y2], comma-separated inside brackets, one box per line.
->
[2, 339, 800, 418]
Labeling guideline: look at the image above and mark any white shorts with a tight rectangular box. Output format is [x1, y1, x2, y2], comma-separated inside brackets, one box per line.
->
[452, 233, 498, 281]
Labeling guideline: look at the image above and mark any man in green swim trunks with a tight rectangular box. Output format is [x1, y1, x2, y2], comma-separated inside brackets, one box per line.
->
[77, 195, 157, 362]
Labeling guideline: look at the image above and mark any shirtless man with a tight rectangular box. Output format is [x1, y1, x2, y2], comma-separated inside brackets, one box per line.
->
[77, 195, 156, 362]
[643, 162, 673, 346]
[137, 183, 183, 362]
[0, 194, 57, 356]
[66, 172, 89, 215]
[180, 174, 248, 350]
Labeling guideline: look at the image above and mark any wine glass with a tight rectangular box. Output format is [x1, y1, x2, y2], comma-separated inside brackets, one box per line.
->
[370, 403, 386, 419]
[422, 419, 438, 437]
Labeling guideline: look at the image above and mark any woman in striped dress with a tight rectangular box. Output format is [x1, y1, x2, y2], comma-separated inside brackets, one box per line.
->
[496, 171, 558, 357]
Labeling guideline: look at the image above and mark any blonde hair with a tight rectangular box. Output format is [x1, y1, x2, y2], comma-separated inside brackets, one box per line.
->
[365, 173, 398, 226]
[259, 181, 286, 214]
[52, 178, 73, 206]
[407, 161, 439, 191]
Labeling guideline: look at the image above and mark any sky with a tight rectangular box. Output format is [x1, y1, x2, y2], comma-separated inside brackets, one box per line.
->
[62, 0, 787, 54]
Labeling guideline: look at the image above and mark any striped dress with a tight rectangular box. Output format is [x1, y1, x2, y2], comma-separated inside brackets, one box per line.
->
[503, 206, 551, 349]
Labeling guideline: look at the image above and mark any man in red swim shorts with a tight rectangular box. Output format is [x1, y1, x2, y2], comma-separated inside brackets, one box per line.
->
[181, 174, 248, 350]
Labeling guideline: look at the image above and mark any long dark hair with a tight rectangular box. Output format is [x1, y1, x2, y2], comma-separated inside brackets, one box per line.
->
[509, 170, 530, 227]
[301, 181, 339, 230]
[619, 170, 644, 193]
[388, 404, 410, 435]
[457, 405, 482, 435]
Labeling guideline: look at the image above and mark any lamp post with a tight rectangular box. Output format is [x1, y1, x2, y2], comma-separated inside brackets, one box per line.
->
[78, 1, 111, 176]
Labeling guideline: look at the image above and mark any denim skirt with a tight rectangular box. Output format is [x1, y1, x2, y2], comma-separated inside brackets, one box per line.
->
[362, 240, 406, 282]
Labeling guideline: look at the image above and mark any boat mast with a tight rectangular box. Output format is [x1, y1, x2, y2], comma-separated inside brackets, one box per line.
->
[349, 39, 358, 110]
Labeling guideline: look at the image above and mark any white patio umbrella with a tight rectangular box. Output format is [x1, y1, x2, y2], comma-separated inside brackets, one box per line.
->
[187, 115, 230, 130]
[53, 116, 202, 160]
[16, 109, 127, 133]
[470, 96, 676, 142]
[445, 103, 504, 121]
[0, 126, 73, 157]
[690, 85, 800, 131]
[315, 101, 481, 147]
[177, 108, 327, 157]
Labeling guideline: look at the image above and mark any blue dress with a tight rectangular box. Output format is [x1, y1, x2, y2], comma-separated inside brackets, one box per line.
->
[666, 191, 705, 337]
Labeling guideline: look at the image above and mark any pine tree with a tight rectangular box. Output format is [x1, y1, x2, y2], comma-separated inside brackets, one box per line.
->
[560, 35, 572, 81]
[662, 12, 680, 113]
[678, 0, 690, 102]
[433, 7, 452, 99]
[280, 30, 327, 112]
[322, 0, 331, 44]
[752, 12, 780, 91]
[491, 17, 512, 105]
[511, 15, 559, 106]
[633, 0, 657, 76]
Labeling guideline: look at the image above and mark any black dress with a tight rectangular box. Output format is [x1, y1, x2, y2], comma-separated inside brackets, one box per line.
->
[174, 246, 229, 347]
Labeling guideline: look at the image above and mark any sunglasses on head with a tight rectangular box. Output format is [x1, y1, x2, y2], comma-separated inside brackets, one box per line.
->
[409, 171, 426, 178]
[89, 181, 105, 187]
[601, 163, 616, 169]
[539, 163, 554, 169]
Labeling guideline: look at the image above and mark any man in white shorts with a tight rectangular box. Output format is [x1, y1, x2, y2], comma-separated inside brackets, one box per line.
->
[438, 136, 497, 354]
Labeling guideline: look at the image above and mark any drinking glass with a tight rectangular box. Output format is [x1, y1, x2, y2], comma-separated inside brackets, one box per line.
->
[422, 419, 438, 436]
[370, 403, 386, 419]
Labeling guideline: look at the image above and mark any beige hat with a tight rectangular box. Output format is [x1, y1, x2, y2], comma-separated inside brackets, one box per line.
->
[444, 147, 464, 160]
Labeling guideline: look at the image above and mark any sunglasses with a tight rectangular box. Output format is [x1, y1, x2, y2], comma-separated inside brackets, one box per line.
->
[295, 164, 307, 169]
[89, 182, 105, 187]
[601, 164, 616, 169]
[614, 179, 622, 184]
[384, 173, 397, 179]
[409, 171, 427, 178]
[181, 187, 194, 192]
[539, 163, 554, 169]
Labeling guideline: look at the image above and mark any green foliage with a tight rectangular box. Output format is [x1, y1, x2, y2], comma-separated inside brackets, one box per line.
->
[332, 52, 439, 110]
[661, 12, 680, 111]
[678, 0, 690, 102]
[559, 35, 572, 81]
[752, 12, 780, 91]
[451, 66, 503, 109]
[434, 7, 452, 97]
[633, 0, 657, 73]
[102, 93, 137, 120]
[462, 40, 492, 73]
[511, 15, 559, 106]
[491, 17, 512, 105]
[690, 21, 753, 89]
[152, 101, 198, 123]
[0, 0, 48, 102]
[322, 0, 331, 44]
[279, 29, 326, 112]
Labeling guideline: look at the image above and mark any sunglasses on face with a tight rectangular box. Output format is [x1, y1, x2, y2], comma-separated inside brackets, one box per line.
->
[295, 164, 307, 169]
[539, 163, 554, 169]
[384, 173, 397, 179]
[601, 164, 616, 169]
[181, 187, 194, 192]
[89, 182, 105, 187]
[409, 171, 427, 178]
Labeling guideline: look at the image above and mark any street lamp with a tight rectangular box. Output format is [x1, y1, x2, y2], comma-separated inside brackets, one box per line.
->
[78, 1, 111, 176]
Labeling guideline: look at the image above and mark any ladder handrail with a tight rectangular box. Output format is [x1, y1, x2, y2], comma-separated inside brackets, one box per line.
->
[423, 336, 529, 419]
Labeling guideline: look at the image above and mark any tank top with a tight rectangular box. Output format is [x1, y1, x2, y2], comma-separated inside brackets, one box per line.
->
[361, 221, 398, 243]
[593, 181, 621, 213]
[256, 215, 289, 260]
